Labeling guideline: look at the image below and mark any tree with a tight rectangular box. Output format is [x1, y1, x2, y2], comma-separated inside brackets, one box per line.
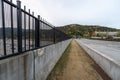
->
[117, 31, 120, 37]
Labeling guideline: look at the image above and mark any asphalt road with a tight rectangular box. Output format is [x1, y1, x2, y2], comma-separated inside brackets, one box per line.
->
[77, 39, 120, 64]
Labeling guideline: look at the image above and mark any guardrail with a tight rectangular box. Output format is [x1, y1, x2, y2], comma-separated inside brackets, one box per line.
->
[0, 0, 71, 60]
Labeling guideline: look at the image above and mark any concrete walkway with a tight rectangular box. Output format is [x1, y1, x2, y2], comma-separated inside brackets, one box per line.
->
[47, 39, 111, 80]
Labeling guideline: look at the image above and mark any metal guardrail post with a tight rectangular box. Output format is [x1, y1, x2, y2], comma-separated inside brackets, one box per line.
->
[10, 0, 14, 54]
[28, 9, 30, 50]
[0, 0, 2, 27]
[53, 27, 55, 43]
[24, 6, 26, 51]
[32, 12, 35, 48]
[17, 0, 22, 52]
[35, 15, 40, 48]
[1, 0, 7, 55]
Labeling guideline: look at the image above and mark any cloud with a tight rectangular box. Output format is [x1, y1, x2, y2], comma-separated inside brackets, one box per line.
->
[6, 0, 120, 29]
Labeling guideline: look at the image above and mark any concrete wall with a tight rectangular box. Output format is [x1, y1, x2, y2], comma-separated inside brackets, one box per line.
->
[0, 39, 72, 80]
[76, 39, 120, 80]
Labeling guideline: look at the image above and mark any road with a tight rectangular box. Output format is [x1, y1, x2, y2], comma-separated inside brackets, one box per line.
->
[77, 39, 120, 64]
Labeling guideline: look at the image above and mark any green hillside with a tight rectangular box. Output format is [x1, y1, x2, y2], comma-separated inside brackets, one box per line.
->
[56, 24, 119, 38]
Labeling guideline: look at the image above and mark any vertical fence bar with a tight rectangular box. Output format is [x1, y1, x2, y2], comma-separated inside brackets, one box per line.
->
[10, 0, 14, 54]
[32, 12, 34, 48]
[39, 16, 41, 46]
[28, 9, 30, 50]
[1, 0, 7, 55]
[24, 6, 26, 51]
[38, 15, 40, 47]
[35, 15, 40, 48]
[53, 27, 55, 43]
[17, 0, 22, 53]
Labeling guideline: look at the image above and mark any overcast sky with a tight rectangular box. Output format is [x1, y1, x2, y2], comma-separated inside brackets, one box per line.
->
[12, 0, 120, 29]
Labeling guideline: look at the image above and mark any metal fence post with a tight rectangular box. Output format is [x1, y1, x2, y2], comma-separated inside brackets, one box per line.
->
[17, 0, 22, 52]
[28, 9, 30, 50]
[53, 27, 55, 43]
[0, 1, 1, 42]
[35, 15, 40, 48]
[1, 0, 7, 55]
[24, 6, 26, 51]
[10, 0, 14, 54]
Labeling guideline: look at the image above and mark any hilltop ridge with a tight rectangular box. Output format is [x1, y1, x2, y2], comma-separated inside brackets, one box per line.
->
[55, 24, 119, 37]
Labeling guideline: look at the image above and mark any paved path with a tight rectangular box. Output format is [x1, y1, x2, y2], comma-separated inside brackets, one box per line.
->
[47, 40, 111, 80]
[77, 39, 120, 64]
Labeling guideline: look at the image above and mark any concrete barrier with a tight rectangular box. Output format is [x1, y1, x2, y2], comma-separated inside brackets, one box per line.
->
[76, 39, 120, 80]
[0, 39, 72, 80]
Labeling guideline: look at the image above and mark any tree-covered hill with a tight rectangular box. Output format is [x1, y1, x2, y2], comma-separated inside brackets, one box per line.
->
[55, 24, 119, 38]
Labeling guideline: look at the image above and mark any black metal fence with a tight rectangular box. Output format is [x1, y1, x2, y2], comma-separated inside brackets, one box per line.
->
[0, 0, 71, 59]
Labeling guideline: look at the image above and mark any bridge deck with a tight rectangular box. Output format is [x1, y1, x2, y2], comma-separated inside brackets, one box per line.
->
[77, 39, 120, 64]
[47, 39, 111, 80]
